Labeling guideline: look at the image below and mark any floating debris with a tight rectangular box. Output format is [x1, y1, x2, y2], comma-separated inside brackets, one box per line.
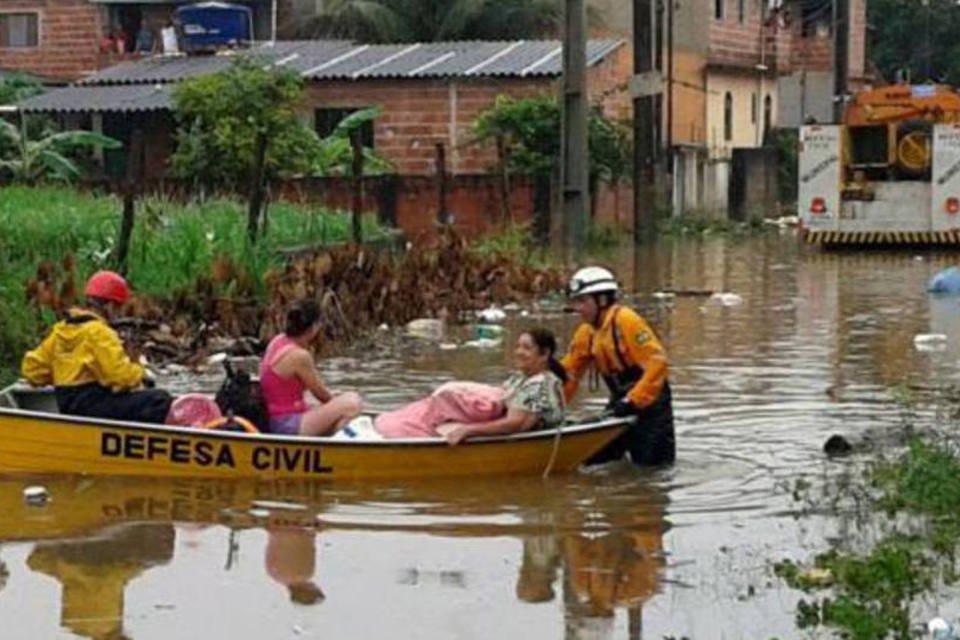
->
[915, 334, 949, 352]
[405, 318, 444, 341]
[709, 292, 744, 307]
[798, 567, 834, 587]
[463, 338, 502, 349]
[823, 434, 853, 458]
[477, 305, 507, 323]
[929, 617, 960, 640]
[250, 500, 308, 511]
[23, 485, 49, 506]
[473, 324, 505, 340]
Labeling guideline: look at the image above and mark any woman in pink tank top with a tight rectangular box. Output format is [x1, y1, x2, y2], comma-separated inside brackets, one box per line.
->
[259, 299, 362, 436]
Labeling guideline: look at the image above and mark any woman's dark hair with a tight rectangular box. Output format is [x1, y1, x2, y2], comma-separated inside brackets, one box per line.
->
[285, 299, 320, 337]
[523, 327, 568, 383]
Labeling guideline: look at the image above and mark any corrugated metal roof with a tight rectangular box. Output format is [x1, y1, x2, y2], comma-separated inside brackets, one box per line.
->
[81, 38, 624, 85]
[19, 84, 172, 113]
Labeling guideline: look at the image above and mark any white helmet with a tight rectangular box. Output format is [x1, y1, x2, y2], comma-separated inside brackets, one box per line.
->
[568, 266, 619, 298]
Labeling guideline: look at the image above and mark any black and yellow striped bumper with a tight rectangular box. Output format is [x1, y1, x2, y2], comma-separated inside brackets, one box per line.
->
[803, 229, 960, 246]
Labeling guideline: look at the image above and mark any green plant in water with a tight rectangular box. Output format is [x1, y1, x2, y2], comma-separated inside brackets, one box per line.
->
[776, 433, 960, 640]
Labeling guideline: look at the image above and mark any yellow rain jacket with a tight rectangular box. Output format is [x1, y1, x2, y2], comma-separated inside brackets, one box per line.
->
[561, 304, 668, 409]
[22, 308, 145, 392]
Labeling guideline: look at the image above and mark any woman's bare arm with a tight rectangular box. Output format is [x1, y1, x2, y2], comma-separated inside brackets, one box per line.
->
[442, 408, 539, 445]
[292, 349, 332, 403]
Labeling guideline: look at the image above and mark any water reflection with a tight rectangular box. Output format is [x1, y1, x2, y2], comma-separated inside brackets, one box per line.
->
[0, 472, 665, 639]
[27, 523, 174, 640]
[265, 526, 324, 605]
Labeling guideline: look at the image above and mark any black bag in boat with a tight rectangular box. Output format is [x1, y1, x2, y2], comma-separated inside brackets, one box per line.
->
[215, 360, 269, 431]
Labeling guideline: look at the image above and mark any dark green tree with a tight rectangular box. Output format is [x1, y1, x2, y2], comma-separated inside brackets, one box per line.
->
[472, 94, 631, 183]
[300, 0, 563, 42]
[868, 0, 960, 86]
[171, 58, 320, 241]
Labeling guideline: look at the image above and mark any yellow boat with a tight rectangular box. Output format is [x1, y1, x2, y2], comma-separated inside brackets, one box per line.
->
[0, 386, 627, 480]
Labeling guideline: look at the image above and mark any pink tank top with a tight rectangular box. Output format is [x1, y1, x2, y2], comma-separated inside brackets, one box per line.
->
[260, 334, 307, 417]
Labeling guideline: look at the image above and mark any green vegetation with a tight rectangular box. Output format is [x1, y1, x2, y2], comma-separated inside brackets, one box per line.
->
[0, 186, 384, 384]
[0, 71, 43, 106]
[472, 94, 631, 184]
[171, 58, 389, 241]
[775, 426, 960, 639]
[867, 0, 960, 85]
[299, 0, 562, 42]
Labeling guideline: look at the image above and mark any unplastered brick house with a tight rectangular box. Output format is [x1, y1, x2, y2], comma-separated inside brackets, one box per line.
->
[0, 0, 278, 81]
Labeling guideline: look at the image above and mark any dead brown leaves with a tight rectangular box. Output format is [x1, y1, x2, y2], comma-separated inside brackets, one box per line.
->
[23, 228, 564, 367]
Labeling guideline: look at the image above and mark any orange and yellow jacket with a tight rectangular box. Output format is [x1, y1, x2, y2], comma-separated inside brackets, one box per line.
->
[22, 308, 145, 392]
[560, 305, 668, 409]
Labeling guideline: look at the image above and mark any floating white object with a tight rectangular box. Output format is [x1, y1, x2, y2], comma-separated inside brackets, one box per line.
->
[463, 338, 502, 349]
[929, 617, 960, 640]
[23, 485, 48, 506]
[652, 291, 675, 300]
[709, 292, 743, 306]
[915, 334, 949, 352]
[477, 305, 507, 323]
[405, 318, 443, 340]
[250, 500, 308, 511]
[439, 342, 458, 350]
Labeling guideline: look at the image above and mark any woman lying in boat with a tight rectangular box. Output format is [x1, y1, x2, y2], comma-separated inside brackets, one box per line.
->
[374, 328, 567, 445]
[260, 299, 363, 436]
[21, 271, 173, 424]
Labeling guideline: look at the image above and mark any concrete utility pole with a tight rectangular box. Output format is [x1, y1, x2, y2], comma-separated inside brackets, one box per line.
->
[632, 0, 658, 241]
[561, 0, 589, 249]
[832, 0, 849, 123]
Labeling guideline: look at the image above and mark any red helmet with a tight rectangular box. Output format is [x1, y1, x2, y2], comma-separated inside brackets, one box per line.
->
[84, 270, 131, 305]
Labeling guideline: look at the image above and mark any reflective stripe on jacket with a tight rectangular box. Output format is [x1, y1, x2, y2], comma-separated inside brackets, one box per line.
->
[22, 308, 145, 392]
[560, 305, 668, 409]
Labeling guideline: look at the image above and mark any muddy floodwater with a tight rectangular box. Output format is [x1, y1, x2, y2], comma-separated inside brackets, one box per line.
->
[3, 233, 960, 639]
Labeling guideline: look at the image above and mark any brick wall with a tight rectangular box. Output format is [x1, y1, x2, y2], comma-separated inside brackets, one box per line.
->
[300, 43, 631, 176]
[708, 0, 765, 68]
[276, 174, 632, 238]
[847, 0, 867, 82]
[0, 0, 102, 81]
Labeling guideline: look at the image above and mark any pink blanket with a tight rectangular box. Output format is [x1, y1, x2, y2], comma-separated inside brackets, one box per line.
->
[375, 382, 507, 438]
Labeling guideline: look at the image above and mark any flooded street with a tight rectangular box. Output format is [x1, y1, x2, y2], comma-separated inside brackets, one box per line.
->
[3, 232, 960, 639]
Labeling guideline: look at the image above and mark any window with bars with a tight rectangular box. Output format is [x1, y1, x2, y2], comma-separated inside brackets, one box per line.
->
[0, 12, 39, 48]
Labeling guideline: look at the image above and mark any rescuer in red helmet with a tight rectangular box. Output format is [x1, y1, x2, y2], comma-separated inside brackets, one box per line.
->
[21, 270, 172, 423]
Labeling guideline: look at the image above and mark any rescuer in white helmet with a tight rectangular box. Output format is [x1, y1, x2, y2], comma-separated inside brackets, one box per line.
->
[560, 266, 675, 466]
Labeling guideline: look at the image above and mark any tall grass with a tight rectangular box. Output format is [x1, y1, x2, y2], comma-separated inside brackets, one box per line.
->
[0, 185, 384, 383]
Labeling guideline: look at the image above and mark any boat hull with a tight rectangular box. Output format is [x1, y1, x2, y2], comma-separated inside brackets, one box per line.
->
[0, 408, 627, 480]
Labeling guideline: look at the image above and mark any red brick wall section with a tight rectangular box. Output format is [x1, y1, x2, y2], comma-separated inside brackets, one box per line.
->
[708, 0, 797, 72]
[275, 175, 633, 239]
[786, 0, 866, 78]
[0, 0, 102, 81]
[847, 0, 866, 81]
[276, 175, 535, 237]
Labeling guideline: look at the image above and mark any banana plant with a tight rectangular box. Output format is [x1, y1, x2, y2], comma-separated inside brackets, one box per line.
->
[0, 119, 122, 184]
[312, 106, 393, 176]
